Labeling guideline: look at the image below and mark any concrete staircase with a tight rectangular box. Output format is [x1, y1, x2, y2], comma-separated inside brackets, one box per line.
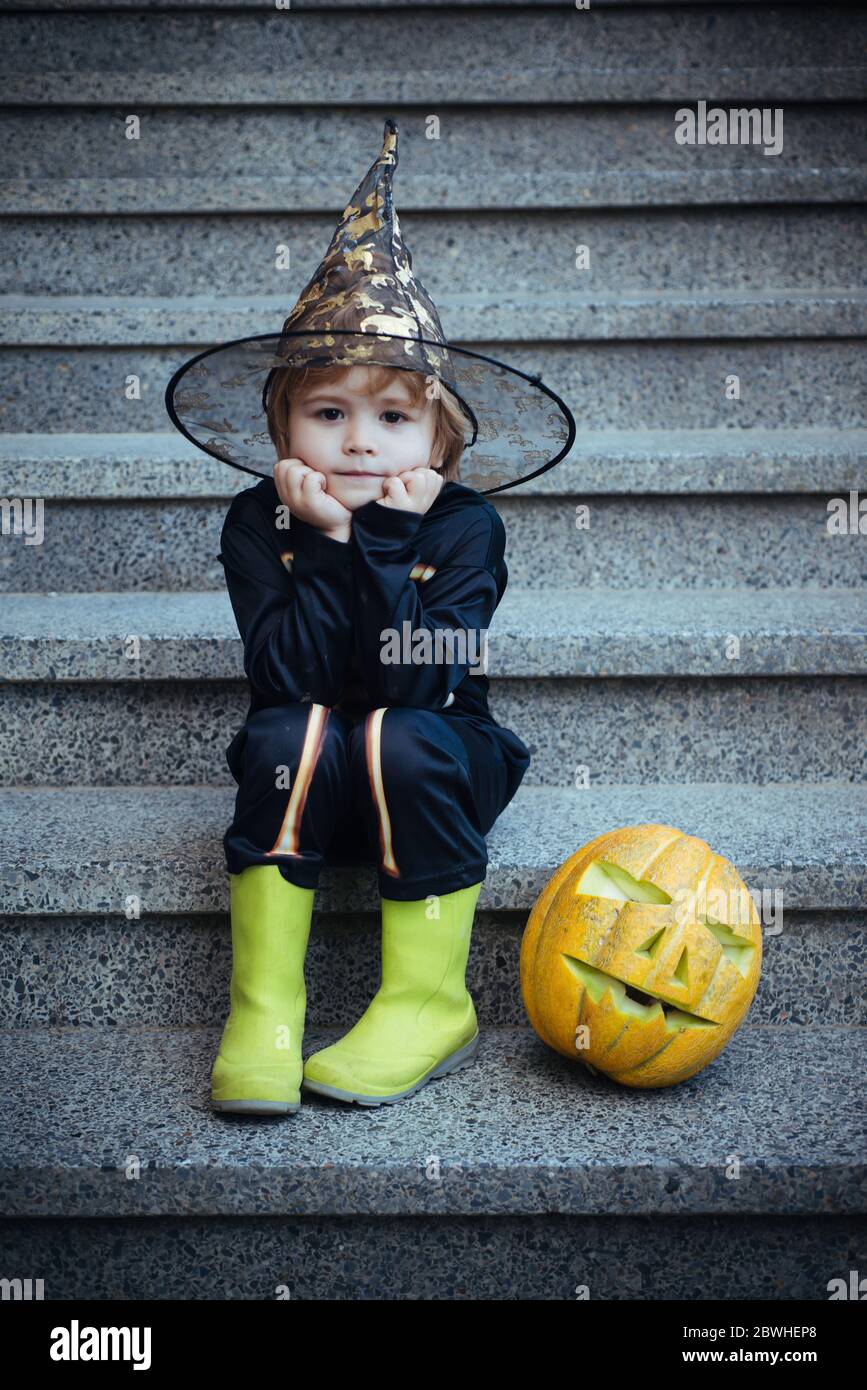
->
[1, 0, 865, 1300]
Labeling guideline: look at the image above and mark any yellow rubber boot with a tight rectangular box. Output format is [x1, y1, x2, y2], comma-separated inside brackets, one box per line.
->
[302, 882, 483, 1106]
[211, 864, 315, 1115]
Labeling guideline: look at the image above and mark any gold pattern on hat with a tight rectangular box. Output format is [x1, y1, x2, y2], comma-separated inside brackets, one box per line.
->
[271, 118, 459, 396]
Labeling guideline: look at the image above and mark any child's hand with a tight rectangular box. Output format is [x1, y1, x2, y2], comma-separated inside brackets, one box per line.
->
[274, 457, 353, 538]
[375, 467, 444, 515]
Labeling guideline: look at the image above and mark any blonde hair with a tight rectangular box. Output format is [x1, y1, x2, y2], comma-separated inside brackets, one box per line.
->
[265, 345, 469, 482]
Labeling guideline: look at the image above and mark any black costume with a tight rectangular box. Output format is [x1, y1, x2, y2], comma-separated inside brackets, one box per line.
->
[220, 475, 532, 900]
[162, 116, 576, 1111]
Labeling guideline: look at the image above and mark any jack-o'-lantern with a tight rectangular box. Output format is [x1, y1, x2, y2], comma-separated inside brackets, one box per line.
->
[520, 824, 762, 1088]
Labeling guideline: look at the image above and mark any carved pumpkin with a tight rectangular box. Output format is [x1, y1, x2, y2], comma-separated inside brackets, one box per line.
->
[520, 823, 762, 1088]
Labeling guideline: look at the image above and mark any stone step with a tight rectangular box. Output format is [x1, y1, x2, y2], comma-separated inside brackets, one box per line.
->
[2, 1015, 862, 1297]
[3, 903, 862, 1030]
[1, 782, 863, 915]
[7, 5, 860, 105]
[5, 106, 864, 214]
[1, 0, 822, 9]
[3, 589, 864, 681]
[5, 288, 867, 344]
[1, 590, 864, 787]
[0, 1023, 862, 1227]
[1, 1198, 860, 1303]
[4, 673, 866, 788]
[4, 342, 863, 435]
[8, 207, 866, 302]
[4, 491, 865, 594]
[5, 428, 865, 497]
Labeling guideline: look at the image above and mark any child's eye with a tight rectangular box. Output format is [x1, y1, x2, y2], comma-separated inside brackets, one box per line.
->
[314, 408, 407, 423]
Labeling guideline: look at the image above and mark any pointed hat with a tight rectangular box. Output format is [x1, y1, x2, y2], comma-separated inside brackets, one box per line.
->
[165, 117, 575, 495]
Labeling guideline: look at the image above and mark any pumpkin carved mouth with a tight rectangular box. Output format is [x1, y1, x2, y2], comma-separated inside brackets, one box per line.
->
[562, 955, 719, 1030]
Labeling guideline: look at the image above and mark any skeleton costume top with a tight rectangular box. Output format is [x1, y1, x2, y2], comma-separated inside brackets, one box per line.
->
[162, 117, 573, 894]
[219, 470, 532, 803]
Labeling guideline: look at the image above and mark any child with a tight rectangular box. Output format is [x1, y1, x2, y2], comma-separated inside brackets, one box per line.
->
[213, 354, 532, 1111]
[163, 117, 574, 1113]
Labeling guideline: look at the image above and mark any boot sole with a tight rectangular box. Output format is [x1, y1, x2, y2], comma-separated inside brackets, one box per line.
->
[300, 1031, 480, 1107]
[212, 1097, 300, 1115]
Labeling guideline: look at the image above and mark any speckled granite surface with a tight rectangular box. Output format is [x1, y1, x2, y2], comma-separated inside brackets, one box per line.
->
[4, 428, 865, 498]
[1, 1212, 862, 1301]
[0, 1024, 862, 1218]
[2, 911, 863, 1030]
[3, 342, 864, 437]
[2, 588, 866, 680]
[4, 108, 865, 218]
[7, 289, 867, 346]
[2, 676, 864, 787]
[7, 200, 866, 304]
[1, 782, 865, 914]
[4, 495, 866, 593]
[4, 6, 863, 110]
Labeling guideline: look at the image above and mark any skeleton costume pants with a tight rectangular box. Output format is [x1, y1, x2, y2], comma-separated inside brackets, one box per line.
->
[224, 701, 527, 901]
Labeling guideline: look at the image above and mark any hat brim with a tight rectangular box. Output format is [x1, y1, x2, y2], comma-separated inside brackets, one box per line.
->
[165, 330, 575, 496]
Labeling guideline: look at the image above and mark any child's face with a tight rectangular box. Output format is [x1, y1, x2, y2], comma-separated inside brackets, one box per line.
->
[287, 366, 440, 511]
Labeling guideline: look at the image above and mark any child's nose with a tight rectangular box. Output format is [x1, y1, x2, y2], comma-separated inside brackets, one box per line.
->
[345, 431, 377, 455]
[343, 414, 379, 453]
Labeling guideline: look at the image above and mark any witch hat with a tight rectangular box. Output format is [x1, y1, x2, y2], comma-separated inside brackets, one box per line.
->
[165, 117, 575, 495]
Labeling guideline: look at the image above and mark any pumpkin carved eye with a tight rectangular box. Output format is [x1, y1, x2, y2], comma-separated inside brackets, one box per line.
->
[574, 859, 671, 904]
[700, 918, 757, 977]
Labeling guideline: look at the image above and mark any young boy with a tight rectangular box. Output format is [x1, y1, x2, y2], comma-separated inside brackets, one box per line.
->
[212, 358, 532, 1111]
[164, 116, 574, 1113]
